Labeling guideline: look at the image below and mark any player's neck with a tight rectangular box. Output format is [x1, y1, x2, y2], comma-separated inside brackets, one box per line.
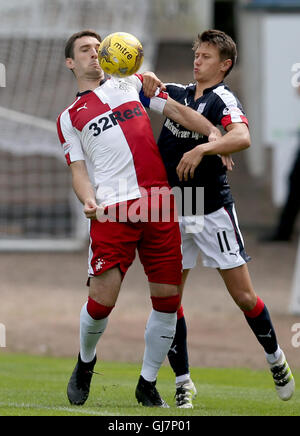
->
[195, 78, 224, 99]
[77, 75, 104, 93]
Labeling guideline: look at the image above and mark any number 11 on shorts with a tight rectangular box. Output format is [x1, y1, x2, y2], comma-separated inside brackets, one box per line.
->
[217, 231, 231, 253]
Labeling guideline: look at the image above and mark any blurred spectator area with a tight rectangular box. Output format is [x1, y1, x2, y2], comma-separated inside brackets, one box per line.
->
[1, 0, 300, 243]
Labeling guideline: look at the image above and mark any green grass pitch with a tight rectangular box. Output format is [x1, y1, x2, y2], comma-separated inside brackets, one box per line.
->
[0, 353, 299, 416]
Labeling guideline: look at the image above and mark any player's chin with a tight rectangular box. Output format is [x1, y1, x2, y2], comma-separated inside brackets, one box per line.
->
[87, 67, 103, 78]
[193, 70, 202, 81]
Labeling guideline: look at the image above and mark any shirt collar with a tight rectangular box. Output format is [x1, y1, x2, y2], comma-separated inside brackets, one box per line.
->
[187, 81, 225, 98]
[203, 81, 225, 95]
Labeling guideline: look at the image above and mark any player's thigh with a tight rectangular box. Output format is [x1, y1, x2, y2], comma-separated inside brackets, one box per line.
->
[88, 218, 141, 304]
[138, 219, 182, 290]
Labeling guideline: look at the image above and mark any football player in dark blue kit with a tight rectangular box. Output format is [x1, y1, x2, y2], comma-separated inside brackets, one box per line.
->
[143, 29, 295, 408]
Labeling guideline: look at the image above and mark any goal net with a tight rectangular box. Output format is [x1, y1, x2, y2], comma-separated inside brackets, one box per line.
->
[0, 0, 156, 251]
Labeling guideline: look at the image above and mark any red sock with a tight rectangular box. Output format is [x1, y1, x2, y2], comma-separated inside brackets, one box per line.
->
[177, 305, 184, 320]
[151, 294, 180, 313]
[87, 297, 114, 320]
[243, 296, 265, 318]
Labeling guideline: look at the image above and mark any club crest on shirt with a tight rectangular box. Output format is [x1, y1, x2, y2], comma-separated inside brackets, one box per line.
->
[118, 81, 131, 92]
[223, 106, 243, 116]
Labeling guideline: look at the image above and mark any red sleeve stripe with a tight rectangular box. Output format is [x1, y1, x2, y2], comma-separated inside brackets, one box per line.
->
[56, 113, 66, 144]
[65, 152, 71, 166]
[156, 91, 168, 100]
[135, 73, 143, 83]
[221, 115, 249, 129]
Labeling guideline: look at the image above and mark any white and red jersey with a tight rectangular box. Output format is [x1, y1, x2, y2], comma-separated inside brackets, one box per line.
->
[57, 74, 169, 206]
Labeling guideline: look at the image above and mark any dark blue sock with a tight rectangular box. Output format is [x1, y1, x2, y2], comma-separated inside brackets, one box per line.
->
[168, 315, 189, 378]
[244, 303, 278, 354]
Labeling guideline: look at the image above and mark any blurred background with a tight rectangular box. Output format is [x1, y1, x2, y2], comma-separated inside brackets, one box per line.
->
[0, 0, 300, 369]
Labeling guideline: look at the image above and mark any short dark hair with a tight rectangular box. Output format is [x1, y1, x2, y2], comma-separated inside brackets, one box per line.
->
[193, 29, 237, 77]
[65, 29, 102, 59]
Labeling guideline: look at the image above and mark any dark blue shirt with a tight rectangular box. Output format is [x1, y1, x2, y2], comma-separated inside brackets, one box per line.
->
[157, 81, 248, 215]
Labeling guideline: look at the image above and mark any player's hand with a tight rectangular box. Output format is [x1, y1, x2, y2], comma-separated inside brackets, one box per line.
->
[220, 154, 235, 171]
[142, 71, 166, 98]
[84, 199, 104, 220]
[176, 145, 204, 181]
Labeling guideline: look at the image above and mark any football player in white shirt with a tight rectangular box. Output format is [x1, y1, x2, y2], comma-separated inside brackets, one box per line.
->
[57, 29, 221, 408]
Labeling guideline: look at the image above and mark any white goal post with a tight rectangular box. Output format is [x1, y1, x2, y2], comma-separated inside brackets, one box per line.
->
[0, 106, 88, 251]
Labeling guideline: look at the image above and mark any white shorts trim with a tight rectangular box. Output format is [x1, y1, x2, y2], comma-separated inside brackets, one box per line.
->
[179, 204, 250, 270]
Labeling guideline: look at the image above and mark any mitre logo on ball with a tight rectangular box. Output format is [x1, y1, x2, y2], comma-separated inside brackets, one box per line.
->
[98, 32, 144, 78]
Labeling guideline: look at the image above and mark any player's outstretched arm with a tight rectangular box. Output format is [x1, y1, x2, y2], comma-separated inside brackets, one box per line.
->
[69, 160, 101, 220]
[177, 123, 250, 181]
[142, 71, 166, 97]
[141, 72, 234, 170]
[163, 96, 221, 140]
[136, 73, 219, 139]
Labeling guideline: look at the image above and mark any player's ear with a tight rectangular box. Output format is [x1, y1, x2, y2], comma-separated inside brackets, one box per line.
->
[221, 59, 232, 75]
[65, 57, 75, 71]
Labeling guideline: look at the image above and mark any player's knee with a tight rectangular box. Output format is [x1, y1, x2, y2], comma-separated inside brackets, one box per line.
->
[87, 297, 114, 320]
[151, 294, 181, 313]
[236, 292, 257, 312]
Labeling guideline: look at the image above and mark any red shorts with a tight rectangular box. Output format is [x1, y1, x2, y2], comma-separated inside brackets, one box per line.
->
[88, 192, 182, 285]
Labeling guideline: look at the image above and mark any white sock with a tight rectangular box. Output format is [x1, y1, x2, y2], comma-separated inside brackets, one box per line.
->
[141, 309, 177, 382]
[176, 374, 190, 385]
[80, 302, 108, 363]
[266, 345, 282, 365]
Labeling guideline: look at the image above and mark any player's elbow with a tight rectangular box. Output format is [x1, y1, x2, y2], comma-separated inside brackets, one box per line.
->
[244, 134, 251, 150]
[241, 137, 251, 150]
[240, 129, 251, 150]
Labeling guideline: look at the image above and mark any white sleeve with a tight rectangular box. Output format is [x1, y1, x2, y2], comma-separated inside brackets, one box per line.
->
[57, 110, 85, 165]
[126, 74, 168, 114]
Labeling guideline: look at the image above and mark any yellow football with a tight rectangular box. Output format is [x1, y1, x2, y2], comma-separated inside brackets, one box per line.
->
[98, 32, 144, 78]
